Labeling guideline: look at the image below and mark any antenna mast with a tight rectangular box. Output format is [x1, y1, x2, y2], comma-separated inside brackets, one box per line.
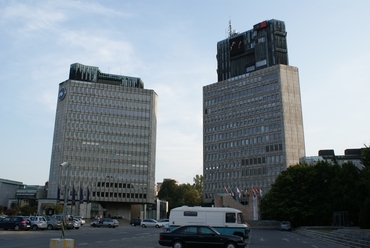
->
[228, 19, 232, 38]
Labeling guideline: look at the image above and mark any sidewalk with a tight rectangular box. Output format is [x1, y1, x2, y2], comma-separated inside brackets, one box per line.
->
[295, 226, 370, 248]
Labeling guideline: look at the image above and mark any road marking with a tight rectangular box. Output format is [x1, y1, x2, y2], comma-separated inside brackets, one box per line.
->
[282, 238, 290, 242]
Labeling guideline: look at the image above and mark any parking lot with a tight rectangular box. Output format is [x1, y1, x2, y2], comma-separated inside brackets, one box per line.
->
[0, 220, 167, 248]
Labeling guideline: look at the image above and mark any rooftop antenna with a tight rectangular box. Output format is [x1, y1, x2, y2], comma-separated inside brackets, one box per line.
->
[228, 19, 232, 38]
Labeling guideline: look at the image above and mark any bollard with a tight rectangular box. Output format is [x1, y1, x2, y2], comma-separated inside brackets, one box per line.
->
[50, 238, 74, 248]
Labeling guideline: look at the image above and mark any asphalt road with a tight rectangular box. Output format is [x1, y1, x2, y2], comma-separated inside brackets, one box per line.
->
[0, 225, 346, 248]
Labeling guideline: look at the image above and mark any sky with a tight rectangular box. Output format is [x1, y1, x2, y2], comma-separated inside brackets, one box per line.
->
[1, 0, 369, 186]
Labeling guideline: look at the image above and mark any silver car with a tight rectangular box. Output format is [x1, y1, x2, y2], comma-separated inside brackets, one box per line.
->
[91, 218, 119, 228]
[140, 219, 162, 228]
[28, 216, 47, 231]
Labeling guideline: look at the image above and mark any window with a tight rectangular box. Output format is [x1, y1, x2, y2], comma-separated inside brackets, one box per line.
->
[184, 211, 198, 217]
[225, 213, 236, 223]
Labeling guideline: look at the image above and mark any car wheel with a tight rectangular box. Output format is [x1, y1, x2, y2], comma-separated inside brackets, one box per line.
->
[47, 225, 53, 230]
[32, 225, 38, 231]
[225, 242, 237, 248]
[108, 224, 112, 228]
[172, 240, 183, 248]
[141, 224, 146, 228]
[14, 225, 20, 231]
[155, 225, 160, 228]
[75, 227, 79, 229]
[92, 223, 96, 227]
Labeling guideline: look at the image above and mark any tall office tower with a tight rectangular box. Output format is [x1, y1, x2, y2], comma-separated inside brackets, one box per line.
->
[47, 63, 158, 217]
[203, 20, 305, 203]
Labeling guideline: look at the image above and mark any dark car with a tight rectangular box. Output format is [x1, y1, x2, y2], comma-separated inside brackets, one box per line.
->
[130, 218, 141, 226]
[0, 216, 31, 231]
[158, 225, 246, 248]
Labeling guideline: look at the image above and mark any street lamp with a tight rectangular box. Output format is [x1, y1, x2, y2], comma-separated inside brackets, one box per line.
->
[60, 162, 70, 239]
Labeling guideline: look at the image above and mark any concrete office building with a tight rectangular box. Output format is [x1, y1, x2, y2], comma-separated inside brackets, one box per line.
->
[47, 63, 158, 218]
[203, 20, 305, 203]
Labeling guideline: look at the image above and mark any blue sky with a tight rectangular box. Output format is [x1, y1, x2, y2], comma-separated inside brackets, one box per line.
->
[1, 0, 369, 186]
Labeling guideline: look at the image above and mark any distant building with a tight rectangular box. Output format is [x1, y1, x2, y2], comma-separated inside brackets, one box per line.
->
[203, 19, 305, 203]
[47, 63, 158, 218]
[0, 178, 23, 210]
[300, 148, 365, 170]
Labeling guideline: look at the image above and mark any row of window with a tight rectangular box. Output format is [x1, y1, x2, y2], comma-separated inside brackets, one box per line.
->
[66, 121, 149, 137]
[64, 140, 149, 154]
[204, 135, 282, 162]
[92, 192, 147, 199]
[69, 94, 150, 110]
[70, 84, 150, 102]
[69, 104, 150, 119]
[205, 122, 281, 143]
[205, 101, 281, 125]
[204, 71, 278, 98]
[204, 113, 280, 135]
[205, 81, 279, 107]
[60, 168, 149, 179]
[67, 112, 150, 128]
[65, 131, 150, 147]
[206, 92, 280, 117]
[205, 157, 283, 179]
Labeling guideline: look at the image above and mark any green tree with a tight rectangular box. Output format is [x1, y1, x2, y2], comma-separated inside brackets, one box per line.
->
[5, 207, 19, 216]
[192, 174, 203, 196]
[54, 203, 64, 214]
[20, 205, 37, 216]
[158, 178, 203, 210]
[358, 145, 370, 228]
[158, 179, 179, 209]
[260, 163, 314, 225]
[175, 184, 202, 207]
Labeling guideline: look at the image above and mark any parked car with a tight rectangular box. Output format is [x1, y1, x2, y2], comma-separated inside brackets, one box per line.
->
[52, 214, 74, 229]
[279, 221, 291, 231]
[158, 225, 246, 248]
[130, 219, 141, 226]
[28, 216, 47, 231]
[90, 218, 119, 228]
[73, 220, 81, 229]
[157, 219, 169, 229]
[0, 216, 30, 231]
[141, 219, 162, 228]
[46, 217, 62, 230]
[74, 216, 85, 225]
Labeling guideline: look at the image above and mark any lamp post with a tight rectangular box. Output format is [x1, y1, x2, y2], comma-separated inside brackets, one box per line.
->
[60, 162, 70, 239]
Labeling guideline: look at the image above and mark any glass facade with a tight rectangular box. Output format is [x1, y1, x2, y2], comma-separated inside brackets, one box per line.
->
[47, 64, 158, 211]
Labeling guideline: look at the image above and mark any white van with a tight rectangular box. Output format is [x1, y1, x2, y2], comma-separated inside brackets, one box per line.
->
[168, 206, 250, 239]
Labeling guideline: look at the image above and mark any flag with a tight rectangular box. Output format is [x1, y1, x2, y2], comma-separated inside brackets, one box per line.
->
[72, 186, 76, 205]
[57, 186, 60, 202]
[87, 187, 90, 203]
[232, 188, 237, 200]
[79, 187, 83, 204]
[224, 187, 229, 194]
[259, 189, 263, 197]
[252, 188, 256, 197]
[236, 187, 241, 198]
[245, 188, 250, 197]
